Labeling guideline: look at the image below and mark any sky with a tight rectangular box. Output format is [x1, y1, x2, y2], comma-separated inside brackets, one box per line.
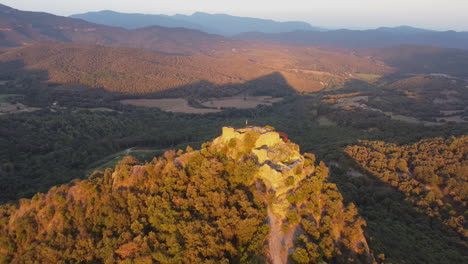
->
[2, 0, 467, 31]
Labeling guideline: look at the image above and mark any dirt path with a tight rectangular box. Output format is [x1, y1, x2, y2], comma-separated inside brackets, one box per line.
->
[267, 207, 285, 264]
[124, 147, 161, 155]
[267, 206, 296, 264]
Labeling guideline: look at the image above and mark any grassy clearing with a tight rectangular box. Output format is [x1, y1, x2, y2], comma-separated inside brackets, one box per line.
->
[201, 96, 283, 109]
[355, 73, 382, 83]
[120, 97, 283, 113]
[120, 98, 221, 114]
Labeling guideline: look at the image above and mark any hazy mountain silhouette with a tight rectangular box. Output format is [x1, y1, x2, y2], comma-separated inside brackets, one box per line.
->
[70, 10, 219, 33]
[153, 71, 297, 98]
[3, 3, 467, 52]
[375, 25, 435, 33]
[0, 4, 235, 55]
[238, 27, 468, 49]
[71, 10, 320, 36]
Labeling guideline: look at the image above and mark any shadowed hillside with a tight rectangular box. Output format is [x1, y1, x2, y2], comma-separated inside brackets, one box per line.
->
[341, 136, 468, 263]
[358, 45, 468, 79]
[153, 72, 296, 98]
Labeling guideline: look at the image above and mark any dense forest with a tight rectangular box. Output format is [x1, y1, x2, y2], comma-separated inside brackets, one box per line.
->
[345, 137, 467, 238]
[0, 150, 269, 263]
[0, 42, 392, 95]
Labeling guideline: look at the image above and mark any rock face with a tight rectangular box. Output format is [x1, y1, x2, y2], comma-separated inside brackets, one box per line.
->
[212, 127, 308, 218]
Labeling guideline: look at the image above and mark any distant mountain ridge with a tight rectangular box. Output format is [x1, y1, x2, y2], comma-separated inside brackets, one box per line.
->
[375, 25, 435, 33]
[238, 27, 468, 49]
[70, 10, 219, 33]
[2, 3, 467, 50]
[0, 3, 237, 55]
[71, 10, 320, 36]
[70, 10, 468, 49]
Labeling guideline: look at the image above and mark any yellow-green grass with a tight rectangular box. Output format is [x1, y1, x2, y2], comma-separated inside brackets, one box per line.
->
[355, 73, 382, 83]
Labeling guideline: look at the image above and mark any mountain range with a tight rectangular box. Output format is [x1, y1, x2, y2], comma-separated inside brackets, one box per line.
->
[0, 4, 236, 55]
[70, 10, 320, 36]
[0, 4, 467, 51]
[238, 27, 468, 50]
[70, 10, 468, 49]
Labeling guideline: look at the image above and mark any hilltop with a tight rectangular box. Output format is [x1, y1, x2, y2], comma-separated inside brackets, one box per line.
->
[0, 127, 372, 263]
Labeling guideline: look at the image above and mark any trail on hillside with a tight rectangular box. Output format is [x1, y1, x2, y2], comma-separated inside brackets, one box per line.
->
[267, 207, 285, 264]
[266, 206, 295, 264]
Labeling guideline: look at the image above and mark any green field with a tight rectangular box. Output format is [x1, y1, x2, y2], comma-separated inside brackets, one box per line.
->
[86, 148, 165, 174]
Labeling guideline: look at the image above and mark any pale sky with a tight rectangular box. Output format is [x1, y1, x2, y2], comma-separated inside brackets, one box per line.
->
[2, 0, 467, 31]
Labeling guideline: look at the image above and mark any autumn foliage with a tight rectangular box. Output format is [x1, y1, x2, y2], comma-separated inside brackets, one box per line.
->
[346, 136, 468, 238]
[0, 128, 373, 263]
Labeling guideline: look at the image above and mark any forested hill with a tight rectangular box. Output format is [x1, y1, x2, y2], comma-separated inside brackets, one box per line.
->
[0, 127, 372, 263]
[0, 42, 391, 94]
[346, 136, 468, 239]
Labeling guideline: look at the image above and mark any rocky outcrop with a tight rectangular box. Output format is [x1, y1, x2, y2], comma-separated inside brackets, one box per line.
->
[211, 126, 373, 264]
